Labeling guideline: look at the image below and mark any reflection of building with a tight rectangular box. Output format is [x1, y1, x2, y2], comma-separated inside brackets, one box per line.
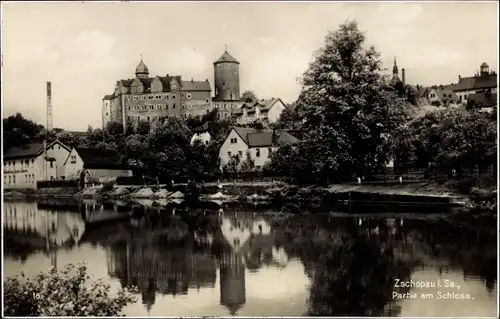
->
[217, 212, 290, 315]
[3, 201, 85, 246]
[106, 244, 217, 311]
[220, 254, 246, 316]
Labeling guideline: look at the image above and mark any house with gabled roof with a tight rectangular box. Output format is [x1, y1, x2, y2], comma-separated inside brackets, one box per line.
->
[451, 62, 497, 105]
[63, 147, 132, 183]
[4, 140, 72, 189]
[218, 127, 300, 170]
[233, 98, 287, 125]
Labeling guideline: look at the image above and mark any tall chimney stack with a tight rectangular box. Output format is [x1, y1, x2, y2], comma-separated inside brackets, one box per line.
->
[401, 68, 406, 87]
[46, 82, 53, 132]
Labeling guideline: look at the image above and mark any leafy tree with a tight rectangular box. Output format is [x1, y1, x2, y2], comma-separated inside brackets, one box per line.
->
[105, 121, 124, 137]
[280, 20, 407, 182]
[222, 155, 241, 178]
[241, 90, 258, 103]
[136, 120, 151, 135]
[277, 102, 300, 130]
[3, 113, 44, 151]
[3, 263, 136, 316]
[240, 150, 255, 172]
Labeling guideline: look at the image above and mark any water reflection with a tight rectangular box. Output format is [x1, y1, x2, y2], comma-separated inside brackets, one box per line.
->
[2, 199, 497, 317]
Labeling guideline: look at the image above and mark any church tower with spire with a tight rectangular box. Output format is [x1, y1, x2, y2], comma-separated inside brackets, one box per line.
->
[213, 46, 240, 101]
[389, 57, 403, 88]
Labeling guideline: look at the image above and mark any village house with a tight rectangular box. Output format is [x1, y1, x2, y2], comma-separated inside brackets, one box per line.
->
[427, 87, 460, 106]
[233, 98, 286, 125]
[3, 140, 72, 189]
[218, 127, 300, 170]
[63, 147, 132, 183]
[452, 62, 497, 104]
[190, 122, 211, 146]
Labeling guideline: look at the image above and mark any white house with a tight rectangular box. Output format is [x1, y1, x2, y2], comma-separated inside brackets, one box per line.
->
[3, 140, 72, 189]
[234, 98, 286, 125]
[218, 127, 300, 170]
[63, 147, 133, 183]
[190, 122, 211, 146]
[427, 88, 460, 106]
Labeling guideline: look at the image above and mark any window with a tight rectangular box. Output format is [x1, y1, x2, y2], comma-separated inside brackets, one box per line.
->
[58, 146, 60, 150]
[227, 151, 232, 157]
[156, 95, 162, 99]
[149, 95, 154, 100]
[61, 176, 65, 180]
[230, 138, 237, 144]
[268, 148, 273, 156]
[141, 95, 146, 100]
[25, 159, 29, 166]
[206, 98, 210, 103]
[13, 175, 15, 184]
[50, 162, 53, 168]
[70, 155, 76, 163]
[31, 159, 34, 164]
[147, 117, 150, 121]
[187, 93, 192, 99]
[173, 103, 176, 109]
[156, 104, 160, 109]
[133, 96, 138, 100]
[50, 176, 54, 180]
[25, 174, 27, 182]
[150, 105, 154, 110]
[172, 94, 176, 99]
[8, 175, 11, 184]
[256, 148, 261, 157]
[164, 94, 169, 99]
[31, 174, 34, 182]
[187, 103, 192, 109]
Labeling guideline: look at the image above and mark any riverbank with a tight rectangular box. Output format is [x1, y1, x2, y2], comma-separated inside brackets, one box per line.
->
[4, 178, 497, 211]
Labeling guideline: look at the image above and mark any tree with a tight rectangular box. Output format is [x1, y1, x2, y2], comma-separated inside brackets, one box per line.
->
[277, 103, 299, 130]
[4, 263, 136, 316]
[136, 120, 151, 135]
[3, 113, 44, 151]
[240, 150, 255, 172]
[292, 20, 407, 182]
[241, 90, 258, 103]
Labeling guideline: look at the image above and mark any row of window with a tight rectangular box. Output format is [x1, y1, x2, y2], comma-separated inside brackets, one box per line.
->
[4, 174, 35, 184]
[213, 103, 237, 109]
[128, 93, 203, 101]
[227, 148, 273, 158]
[4, 159, 34, 168]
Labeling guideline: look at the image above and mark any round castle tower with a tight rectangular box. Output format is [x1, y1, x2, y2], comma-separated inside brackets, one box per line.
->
[213, 48, 240, 101]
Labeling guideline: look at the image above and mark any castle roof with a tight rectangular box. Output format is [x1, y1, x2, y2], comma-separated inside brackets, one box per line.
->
[214, 50, 239, 64]
[115, 75, 211, 94]
[4, 140, 71, 160]
[234, 98, 283, 115]
[136, 59, 149, 75]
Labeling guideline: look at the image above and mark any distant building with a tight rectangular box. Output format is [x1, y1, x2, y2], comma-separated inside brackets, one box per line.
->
[102, 57, 212, 130]
[218, 127, 300, 170]
[3, 140, 72, 189]
[452, 62, 497, 104]
[63, 147, 132, 183]
[234, 98, 286, 125]
[427, 87, 460, 106]
[190, 122, 211, 146]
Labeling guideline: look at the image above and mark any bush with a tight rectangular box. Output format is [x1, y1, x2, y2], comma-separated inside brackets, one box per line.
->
[99, 181, 115, 194]
[3, 263, 137, 316]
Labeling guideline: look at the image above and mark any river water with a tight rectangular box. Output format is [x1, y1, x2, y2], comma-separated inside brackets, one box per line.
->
[3, 199, 498, 317]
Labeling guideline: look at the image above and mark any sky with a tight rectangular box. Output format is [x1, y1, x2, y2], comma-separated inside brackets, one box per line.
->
[2, 1, 498, 131]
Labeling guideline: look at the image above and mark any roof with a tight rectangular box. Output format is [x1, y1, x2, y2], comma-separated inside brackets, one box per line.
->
[73, 147, 128, 170]
[4, 141, 71, 160]
[234, 98, 282, 116]
[136, 59, 149, 75]
[451, 73, 497, 92]
[214, 50, 239, 64]
[430, 88, 459, 102]
[181, 80, 211, 91]
[102, 95, 113, 100]
[116, 75, 209, 93]
[468, 92, 497, 108]
[232, 127, 300, 147]
[193, 122, 210, 133]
